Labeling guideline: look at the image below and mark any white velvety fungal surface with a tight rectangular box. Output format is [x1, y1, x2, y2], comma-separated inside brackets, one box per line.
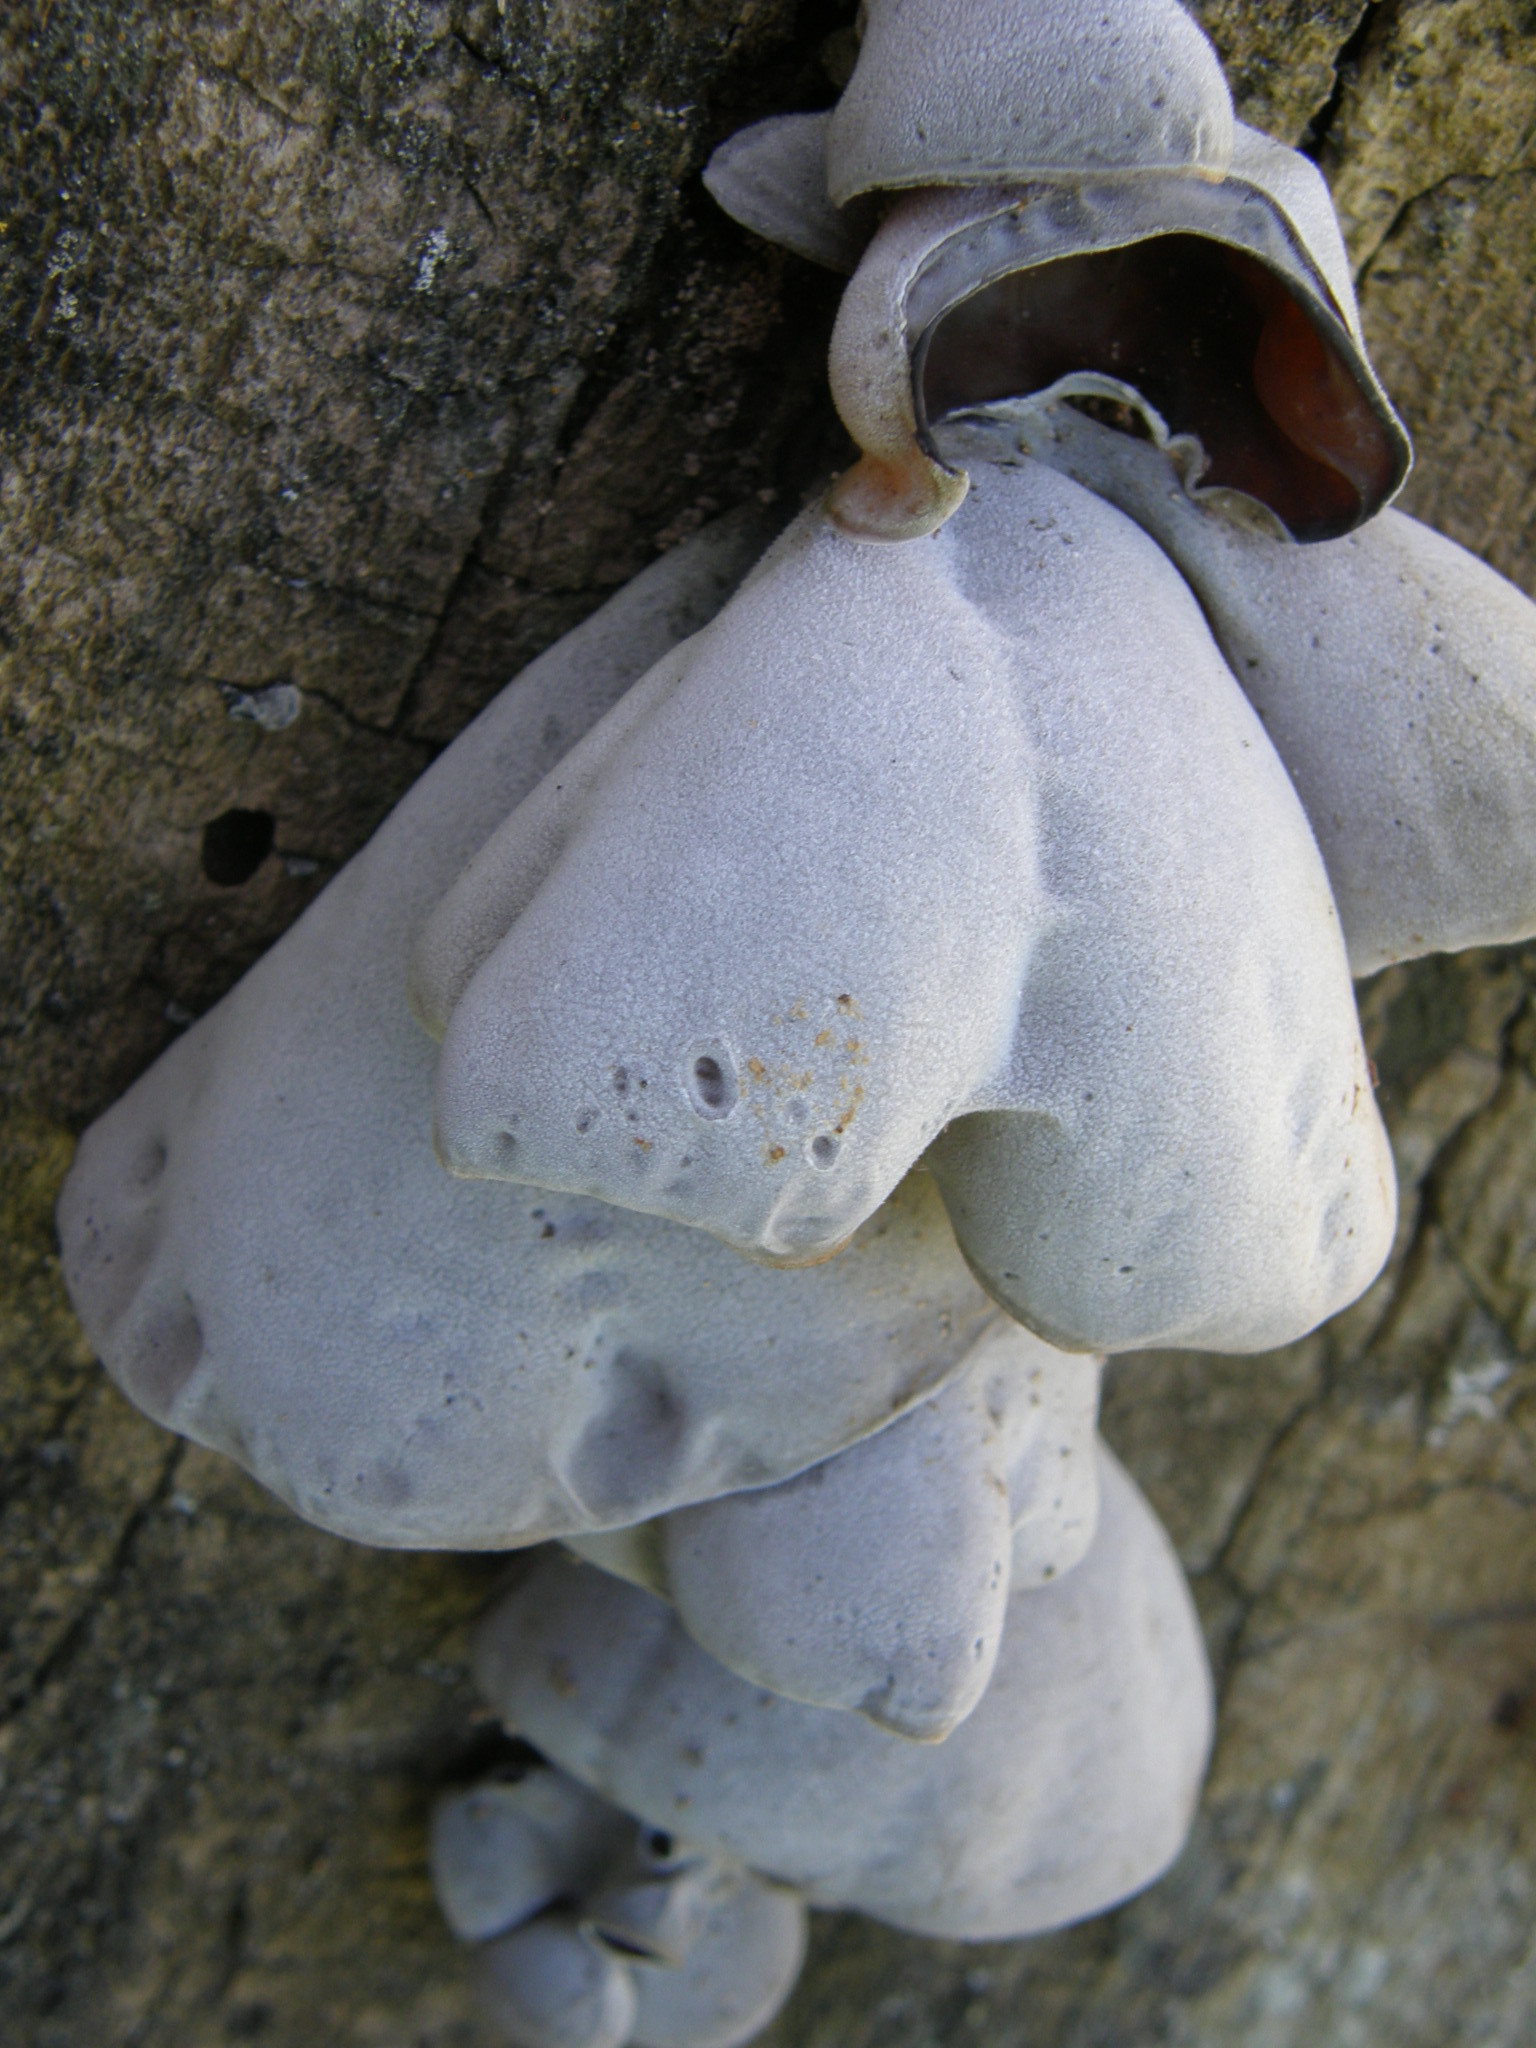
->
[431, 1765, 629, 1944]
[477, 1916, 638, 2048]
[565, 1318, 1101, 1741]
[982, 400, 1536, 978]
[424, 457, 1394, 1354]
[583, 1839, 741, 1970]
[456, 1856, 806, 2048]
[825, 0, 1234, 204]
[626, 1874, 807, 2048]
[700, 113, 873, 276]
[474, 1443, 1213, 1942]
[56, 514, 1005, 1548]
[923, 459, 1395, 1350]
[657, 1320, 1099, 1739]
[419, 503, 1046, 1263]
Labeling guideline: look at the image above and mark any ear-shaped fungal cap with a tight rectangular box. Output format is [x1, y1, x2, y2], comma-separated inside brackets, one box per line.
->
[417, 506, 1046, 1268]
[419, 457, 1393, 1356]
[477, 1914, 638, 2048]
[653, 1319, 1099, 1740]
[583, 1833, 736, 1968]
[918, 458, 1394, 1353]
[474, 1443, 1213, 1941]
[828, 126, 1409, 542]
[56, 511, 1003, 1549]
[983, 398, 1536, 979]
[702, 113, 876, 274]
[431, 1763, 629, 1944]
[826, 0, 1234, 204]
[627, 1875, 807, 2048]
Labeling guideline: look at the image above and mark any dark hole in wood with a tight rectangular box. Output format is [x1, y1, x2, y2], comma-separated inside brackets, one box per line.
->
[201, 807, 275, 886]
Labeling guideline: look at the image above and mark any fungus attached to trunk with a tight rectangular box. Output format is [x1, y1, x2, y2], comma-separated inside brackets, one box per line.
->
[431, 1763, 629, 1944]
[474, 1444, 1213, 1942]
[961, 396, 1536, 977]
[55, 517, 1002, 1550]
[415, 460, 1395, 1355]
[826, 0, 1236, 202]
[624, 1872, 807, 2048]
[46, 5, 1536, 2041]
[477, 1915, 638, 2048]
[622, 1320, 1101, 1742]
[706, 53, 1408, 547]
[825, 129, 1409, 542]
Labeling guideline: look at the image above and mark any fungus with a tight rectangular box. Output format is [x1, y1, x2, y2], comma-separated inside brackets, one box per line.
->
[826, 0, 1235, 203]
[623, 1870, 807, 2048]
[430, 1761, 628, 1944]
[474, 1443, 1212, 1941]
[477, 1914, 638, 2048]
[582, 1834, 741, 1970]
[960, 394, 1536, 976]
[439, 1828, 808, 2048]
[417, 457, 1394, 1352]
[51, 7, 1536, 2037]
[568, 1318, 1100, 1741]
[56, 512, 1002, 1550]
[701, 113, 876, 275]
[706, 103, 1407, 542]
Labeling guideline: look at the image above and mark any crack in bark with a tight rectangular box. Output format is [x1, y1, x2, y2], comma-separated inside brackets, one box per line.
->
[201, 60, 322, 134]
[10, 1436, 184, 1712]
[301, 682, 438, 747]
[1355, 165, 1521, 288]
[1301, 2, 1380, 162]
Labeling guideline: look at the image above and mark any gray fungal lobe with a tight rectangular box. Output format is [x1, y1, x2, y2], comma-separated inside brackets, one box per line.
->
[49, 7, 1536, 2042]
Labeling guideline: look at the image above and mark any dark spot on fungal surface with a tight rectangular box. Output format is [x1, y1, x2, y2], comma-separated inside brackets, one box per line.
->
[684, 1043, 738, 1119]
[1068, 392, 1154, 440]
[810, 1133, 840, 1168]
[918, 234, 1404, 540]
[120, 1296, 204, 1421]
[201, 807, 275, 886]
[363, 1463, 413, 1509]
[132, 1138, 167, 1187]
[566, 1352, 690, 1521]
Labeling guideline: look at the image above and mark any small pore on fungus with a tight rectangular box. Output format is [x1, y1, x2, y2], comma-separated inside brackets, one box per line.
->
[916, 233, 1403, 541]
[685, 1043, 739, 1119]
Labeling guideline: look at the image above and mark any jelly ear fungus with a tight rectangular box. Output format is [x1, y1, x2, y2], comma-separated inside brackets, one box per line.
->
[828, 128, 1409, 542]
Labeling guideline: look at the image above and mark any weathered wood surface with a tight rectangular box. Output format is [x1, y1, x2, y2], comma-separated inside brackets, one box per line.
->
[3, 4, 1535, 2043]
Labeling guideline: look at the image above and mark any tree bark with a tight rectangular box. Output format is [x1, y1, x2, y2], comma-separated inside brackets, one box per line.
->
[3, 4, 1535, 2044]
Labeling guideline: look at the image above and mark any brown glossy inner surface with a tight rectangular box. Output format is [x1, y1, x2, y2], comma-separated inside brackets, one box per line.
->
[919, 234, 1401, 540]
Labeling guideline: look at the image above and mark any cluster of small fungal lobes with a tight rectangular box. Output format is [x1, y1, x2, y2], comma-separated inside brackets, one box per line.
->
[55, 3, 1536, 2045]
